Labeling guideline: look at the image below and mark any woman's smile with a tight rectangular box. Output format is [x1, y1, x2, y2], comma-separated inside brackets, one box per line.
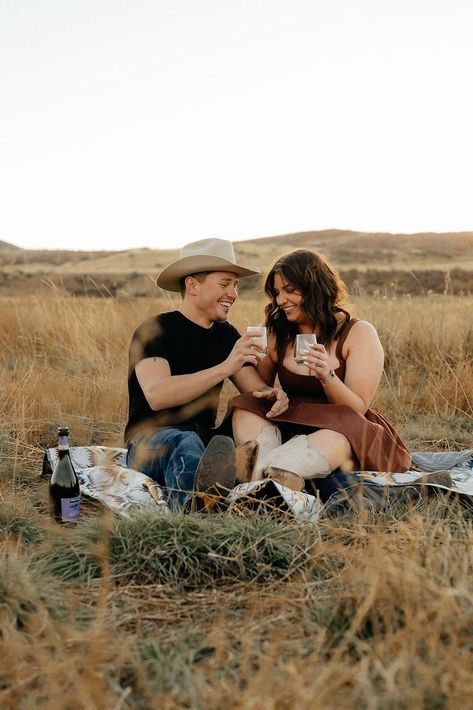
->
[274, 273, 305, 323]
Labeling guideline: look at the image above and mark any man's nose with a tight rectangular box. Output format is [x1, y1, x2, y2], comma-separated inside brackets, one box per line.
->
[227, 285, 238, 299]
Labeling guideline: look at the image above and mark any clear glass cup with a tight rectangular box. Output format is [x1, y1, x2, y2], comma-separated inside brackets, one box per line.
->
[294, 333, 317, 365]
[246, 326, 268, 355]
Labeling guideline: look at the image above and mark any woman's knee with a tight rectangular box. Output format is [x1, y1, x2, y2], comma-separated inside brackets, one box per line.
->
[309, 429, 350, 448]
[307, 429, 354, 469]
[232, 407, 249, 425]
[232, 409, 268, 444]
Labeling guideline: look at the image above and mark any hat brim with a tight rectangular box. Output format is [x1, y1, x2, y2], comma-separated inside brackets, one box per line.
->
[156, 255, 261, 292]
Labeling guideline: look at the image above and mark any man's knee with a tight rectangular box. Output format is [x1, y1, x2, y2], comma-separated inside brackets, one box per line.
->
[172, 430, 205, 456]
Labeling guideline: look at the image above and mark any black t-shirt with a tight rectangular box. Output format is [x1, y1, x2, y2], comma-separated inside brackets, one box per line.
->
[125, 310, 241, 443]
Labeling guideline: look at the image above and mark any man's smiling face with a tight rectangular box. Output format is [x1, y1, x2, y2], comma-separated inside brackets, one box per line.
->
[194, 271, 239, 324]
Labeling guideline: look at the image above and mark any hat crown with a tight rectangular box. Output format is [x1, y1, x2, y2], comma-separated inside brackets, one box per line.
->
[156, 237, 260, 291]
[180, 238, 236, 263]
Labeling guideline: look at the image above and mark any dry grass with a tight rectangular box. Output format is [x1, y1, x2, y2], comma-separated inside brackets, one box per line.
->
[1, 291, 473, 708]
[0, 291, 471, 462]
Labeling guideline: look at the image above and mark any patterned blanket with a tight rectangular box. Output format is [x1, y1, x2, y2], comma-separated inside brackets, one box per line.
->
[42, 446, 473, 524]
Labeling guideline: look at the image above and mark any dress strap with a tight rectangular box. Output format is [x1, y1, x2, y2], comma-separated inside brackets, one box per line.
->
[335, 318, 359, 361]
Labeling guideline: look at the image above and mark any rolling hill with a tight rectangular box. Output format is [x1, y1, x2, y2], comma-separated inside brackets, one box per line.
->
[1, 230, 472, 297]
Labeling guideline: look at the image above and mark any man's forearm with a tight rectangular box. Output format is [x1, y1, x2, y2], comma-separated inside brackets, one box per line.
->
[232, 365, 274, 393]
[145, 362, 231, 411]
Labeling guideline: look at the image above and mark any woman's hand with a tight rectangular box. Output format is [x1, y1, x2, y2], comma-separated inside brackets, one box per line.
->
[302, 344, 332, 382]
[300, 321, 384, 414]
[252, 386, 289, 418]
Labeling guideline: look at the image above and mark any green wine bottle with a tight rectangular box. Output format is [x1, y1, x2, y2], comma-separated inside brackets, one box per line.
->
[49, 427, 81, 523]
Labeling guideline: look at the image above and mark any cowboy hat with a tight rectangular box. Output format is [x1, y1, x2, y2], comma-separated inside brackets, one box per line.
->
[156, 238, 261, 292]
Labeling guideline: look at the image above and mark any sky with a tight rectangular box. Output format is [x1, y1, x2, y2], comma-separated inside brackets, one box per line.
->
[1, 0, 472, 251]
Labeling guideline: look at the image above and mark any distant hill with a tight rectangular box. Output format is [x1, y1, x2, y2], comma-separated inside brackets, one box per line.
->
[1, 230, 472, 297]
[0, 239, 22, 251]
[235, 230, 473, 270]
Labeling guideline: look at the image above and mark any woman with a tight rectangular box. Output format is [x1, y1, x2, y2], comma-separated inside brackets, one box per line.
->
[231, 250, 411, 491]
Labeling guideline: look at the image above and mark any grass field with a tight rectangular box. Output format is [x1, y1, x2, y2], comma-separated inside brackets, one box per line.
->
[1, 289, 472, 708]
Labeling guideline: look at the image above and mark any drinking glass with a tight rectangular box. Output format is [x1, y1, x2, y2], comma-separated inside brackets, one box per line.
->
[246, 326, 268, 355]
[294, 333, 317, 365]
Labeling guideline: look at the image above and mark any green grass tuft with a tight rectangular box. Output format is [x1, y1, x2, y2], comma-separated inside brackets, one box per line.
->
[35, 511, 314, 588]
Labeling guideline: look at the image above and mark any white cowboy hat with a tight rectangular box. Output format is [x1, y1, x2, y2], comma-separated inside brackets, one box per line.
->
[156, 238, 261, 292]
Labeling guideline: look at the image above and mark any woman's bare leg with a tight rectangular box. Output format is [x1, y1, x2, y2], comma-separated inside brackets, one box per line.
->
[306, 429, 355, 472]
[232, 408, 277, 446]
[233, 411, 355, 478]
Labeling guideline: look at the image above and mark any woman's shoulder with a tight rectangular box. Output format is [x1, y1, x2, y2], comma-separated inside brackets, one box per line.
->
[347, 318, 378, 336]
[342, 319, 382, 355]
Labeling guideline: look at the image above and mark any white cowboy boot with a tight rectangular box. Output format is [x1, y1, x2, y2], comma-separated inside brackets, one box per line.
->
[263, 435, 331, 479]
[236, 424, 283, 482]
[252, 425, 282, 478]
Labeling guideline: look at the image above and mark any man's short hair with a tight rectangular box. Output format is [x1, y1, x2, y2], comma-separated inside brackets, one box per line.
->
[179, 271, 209, 296]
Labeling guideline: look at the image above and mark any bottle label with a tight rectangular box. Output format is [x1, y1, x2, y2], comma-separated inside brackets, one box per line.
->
[61, 496, 80, 521]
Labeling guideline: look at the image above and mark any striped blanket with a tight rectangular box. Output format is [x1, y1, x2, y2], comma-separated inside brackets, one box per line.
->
[42, 446, 473, 524]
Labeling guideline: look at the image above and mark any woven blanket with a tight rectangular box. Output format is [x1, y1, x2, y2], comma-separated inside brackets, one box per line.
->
[42, 446, 473, 524]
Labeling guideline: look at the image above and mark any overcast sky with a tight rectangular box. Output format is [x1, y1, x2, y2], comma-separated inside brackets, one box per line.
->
[1, 0, 472, 251]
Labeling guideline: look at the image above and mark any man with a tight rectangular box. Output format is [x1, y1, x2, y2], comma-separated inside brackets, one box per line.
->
[125, 238, 289, 511]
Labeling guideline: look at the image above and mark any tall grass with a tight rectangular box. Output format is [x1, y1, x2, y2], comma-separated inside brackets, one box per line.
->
[0, 292, 471, 467]
[1, 292, 473, 708]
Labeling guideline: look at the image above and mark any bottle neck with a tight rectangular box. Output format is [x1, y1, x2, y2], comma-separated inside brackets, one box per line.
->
[57, 433, 70, 458]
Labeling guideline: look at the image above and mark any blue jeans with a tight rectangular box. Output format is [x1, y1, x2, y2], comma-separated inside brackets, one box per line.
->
[126, 426, 207, 510]
[304, 468, 366, 502]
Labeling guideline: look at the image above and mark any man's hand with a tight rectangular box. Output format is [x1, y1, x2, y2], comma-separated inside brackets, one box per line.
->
[252, 387, 289, 418]
[223, 332, 266, 376]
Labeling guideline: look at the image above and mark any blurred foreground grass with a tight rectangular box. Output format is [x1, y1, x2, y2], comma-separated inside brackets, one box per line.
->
[2, 483, 473, 707]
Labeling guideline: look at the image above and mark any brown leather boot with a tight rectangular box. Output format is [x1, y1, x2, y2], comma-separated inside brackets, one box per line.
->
[235, 440, 259, 483]
[263, 466, 305, 492]
[193, 436, 236, 512]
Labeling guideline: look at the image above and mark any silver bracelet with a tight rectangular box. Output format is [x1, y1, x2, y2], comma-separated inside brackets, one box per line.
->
[319, 369, 335, 385]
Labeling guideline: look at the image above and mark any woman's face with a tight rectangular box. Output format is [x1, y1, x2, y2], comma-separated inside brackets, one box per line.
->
[273, 272, 309, 326]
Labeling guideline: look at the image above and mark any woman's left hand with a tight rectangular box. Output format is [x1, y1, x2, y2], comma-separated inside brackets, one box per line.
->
[252, 386, 290, 418]
[302, 344, 331, 381]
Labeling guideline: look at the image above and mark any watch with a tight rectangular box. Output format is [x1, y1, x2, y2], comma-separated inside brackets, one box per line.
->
[320, 369, 335, 385]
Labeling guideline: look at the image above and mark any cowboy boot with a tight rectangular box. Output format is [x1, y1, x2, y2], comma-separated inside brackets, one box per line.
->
[235, 440, 259, 483]
[262, 435, 331, 479]
[263, 466, 305, 492]
[193, 435, 236, 512]
[251, 424, 282, 480]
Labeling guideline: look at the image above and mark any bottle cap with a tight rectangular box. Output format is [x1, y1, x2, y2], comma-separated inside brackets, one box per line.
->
[58, 426, 69, 436]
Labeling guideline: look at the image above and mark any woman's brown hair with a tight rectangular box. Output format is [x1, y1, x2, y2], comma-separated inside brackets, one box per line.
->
[263, 250, 351, 360]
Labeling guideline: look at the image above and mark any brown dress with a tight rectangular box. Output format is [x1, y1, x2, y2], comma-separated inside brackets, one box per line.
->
[228, 318, 411, 473]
